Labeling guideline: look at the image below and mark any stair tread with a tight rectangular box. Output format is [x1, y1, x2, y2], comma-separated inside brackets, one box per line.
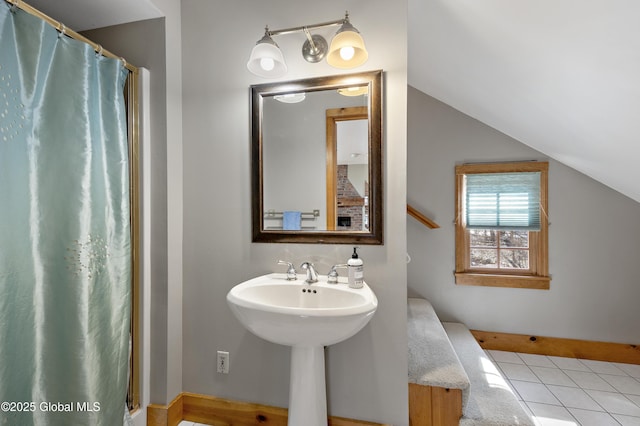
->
[443, 322, 534, 426]
[408, 298, 470, 391]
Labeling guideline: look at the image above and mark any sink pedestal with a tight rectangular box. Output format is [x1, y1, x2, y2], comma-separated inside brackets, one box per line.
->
[289, 346, 327, 426]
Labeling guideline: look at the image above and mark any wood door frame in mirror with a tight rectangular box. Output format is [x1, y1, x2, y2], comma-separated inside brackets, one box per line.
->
[326, 106, 369, 231]
[251, 70, 383, 244]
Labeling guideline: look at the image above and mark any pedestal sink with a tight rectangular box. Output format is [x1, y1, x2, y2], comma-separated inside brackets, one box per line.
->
[227, 273, 378, 426]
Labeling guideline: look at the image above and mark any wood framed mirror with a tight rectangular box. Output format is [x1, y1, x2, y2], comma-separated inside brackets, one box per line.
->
[251, 70, 383, 244]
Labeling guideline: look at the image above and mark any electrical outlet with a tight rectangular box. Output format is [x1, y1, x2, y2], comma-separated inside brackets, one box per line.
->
[217, 351, 229, 374]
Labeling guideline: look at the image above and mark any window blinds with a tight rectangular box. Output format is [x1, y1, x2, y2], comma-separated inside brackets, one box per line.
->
[465, 172, 541, 230]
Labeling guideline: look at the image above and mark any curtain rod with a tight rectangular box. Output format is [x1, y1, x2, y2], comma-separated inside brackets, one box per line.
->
[4, 0, 137, 73]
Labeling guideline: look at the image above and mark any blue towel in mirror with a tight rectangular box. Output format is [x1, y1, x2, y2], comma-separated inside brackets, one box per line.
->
[283, 211, 302, 230]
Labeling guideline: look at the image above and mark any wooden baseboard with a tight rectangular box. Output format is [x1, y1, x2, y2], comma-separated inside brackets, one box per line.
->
[408, 384, 462, 426]
[471, 330, 640, 365]
[147, 394, 183, 426]
[182, 392, 287, 426]
[147, 392, 390, 426]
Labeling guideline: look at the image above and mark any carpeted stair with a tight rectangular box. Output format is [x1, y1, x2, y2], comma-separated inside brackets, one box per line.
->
[408, 298, 471, 404]
[408, 298, 534, 425]
[443, 322, 533, 425]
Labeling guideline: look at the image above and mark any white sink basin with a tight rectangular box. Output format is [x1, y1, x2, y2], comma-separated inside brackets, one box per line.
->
[227, 273, 377, 346]
[227, 272, 377, 426]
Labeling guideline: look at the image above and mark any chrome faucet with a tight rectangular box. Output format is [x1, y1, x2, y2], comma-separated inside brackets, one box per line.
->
[277, 260, 297, 280]
[327, 264, 348, 284]
[300, 262, 318, 284]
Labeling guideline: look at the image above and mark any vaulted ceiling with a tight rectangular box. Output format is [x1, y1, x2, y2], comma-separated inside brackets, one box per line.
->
[27, 0, 640, 202]
[409, 0, 640, 203]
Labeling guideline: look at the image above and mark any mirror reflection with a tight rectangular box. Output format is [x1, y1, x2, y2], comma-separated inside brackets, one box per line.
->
[251, 70, 383, 244]
[263, 91, 368, 231]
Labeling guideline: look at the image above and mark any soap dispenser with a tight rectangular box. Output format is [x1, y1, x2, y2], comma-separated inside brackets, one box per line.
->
[347, 247, 364, 289]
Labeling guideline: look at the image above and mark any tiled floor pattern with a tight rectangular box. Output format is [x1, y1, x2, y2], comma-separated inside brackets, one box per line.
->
[179, 352, 640, 426]
[486, 350, 640, 426]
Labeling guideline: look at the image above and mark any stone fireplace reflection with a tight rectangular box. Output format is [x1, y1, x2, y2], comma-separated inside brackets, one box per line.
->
[336, 165, 369, 231]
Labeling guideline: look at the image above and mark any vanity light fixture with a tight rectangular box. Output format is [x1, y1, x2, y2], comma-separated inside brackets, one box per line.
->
[247, 30, 288, 78]
[247, 12, 368, 78]
[327, 17, 368, 69]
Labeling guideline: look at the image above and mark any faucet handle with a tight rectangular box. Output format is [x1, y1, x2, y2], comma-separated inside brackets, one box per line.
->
[327, 264, 348, 284]
[277, 260, 297, 280]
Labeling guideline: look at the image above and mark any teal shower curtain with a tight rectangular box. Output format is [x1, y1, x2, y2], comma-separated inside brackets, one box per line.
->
[0, 4, 131, 425]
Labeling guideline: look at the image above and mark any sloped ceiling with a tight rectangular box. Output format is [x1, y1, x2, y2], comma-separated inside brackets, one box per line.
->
[409, 0, 640, 202]
[24, 0, 640, 202]
[25, 0, 162, 31]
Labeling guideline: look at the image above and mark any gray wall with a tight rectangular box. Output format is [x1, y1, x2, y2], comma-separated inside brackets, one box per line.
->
[408, 86, 640, 344]
[181, 1, 408, 425]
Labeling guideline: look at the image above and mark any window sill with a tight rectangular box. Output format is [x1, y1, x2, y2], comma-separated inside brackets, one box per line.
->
[454, 272, 550, 290]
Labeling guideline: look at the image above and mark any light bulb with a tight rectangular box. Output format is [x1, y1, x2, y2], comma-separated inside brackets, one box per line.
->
[340, 46, 355, 61]
[260, 57, 275, 71]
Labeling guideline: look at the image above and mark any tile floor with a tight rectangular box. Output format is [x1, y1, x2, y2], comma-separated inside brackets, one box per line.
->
[486, 350, 640, 426]
[179, 352, 640, 426]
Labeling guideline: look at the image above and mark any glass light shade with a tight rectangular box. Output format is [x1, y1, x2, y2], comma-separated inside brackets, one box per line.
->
[327, 29, 368, 69]
[247, 40, 287, 78]
[274, 93, 306, 103]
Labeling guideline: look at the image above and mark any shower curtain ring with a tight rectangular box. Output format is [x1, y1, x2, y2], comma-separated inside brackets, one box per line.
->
[57, 23, 66, 38]
[120, 57, 127, 68]
[95, 45, 104, 57]
[10, 0, 20, 12]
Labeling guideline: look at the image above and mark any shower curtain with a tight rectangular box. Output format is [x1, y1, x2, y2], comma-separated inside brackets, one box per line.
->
[0, 4, 131, 425]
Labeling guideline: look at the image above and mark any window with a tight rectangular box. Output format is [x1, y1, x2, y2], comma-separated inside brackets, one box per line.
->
[455, 162, 550, 289]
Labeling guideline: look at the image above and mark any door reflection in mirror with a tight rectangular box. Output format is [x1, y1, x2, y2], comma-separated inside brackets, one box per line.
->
[326, 110, 368, 231]
[336, 119, 369, 231]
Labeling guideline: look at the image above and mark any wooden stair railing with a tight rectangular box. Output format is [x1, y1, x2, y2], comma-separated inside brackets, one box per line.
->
[407, 204, 440, 229]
